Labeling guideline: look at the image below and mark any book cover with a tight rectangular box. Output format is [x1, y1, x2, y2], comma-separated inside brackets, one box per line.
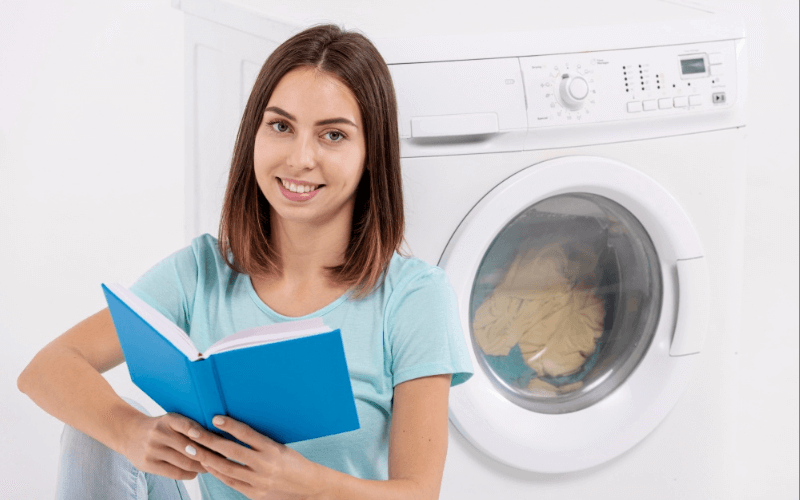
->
[101, 283, 360, 444]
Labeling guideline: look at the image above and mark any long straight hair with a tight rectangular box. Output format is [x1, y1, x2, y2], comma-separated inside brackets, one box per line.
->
[218, 25, 403, 298]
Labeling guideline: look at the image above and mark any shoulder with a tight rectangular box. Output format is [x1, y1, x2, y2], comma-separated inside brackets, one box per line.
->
[187, 233, 230, 269]
[384, 253, 448, 289]
[189, 233, 222, 260]
[382, 253, 454, 309]
[141, 233, 234, 290]
[188, 233, 238, 282]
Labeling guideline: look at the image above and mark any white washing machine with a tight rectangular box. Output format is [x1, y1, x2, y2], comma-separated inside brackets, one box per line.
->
[177, 0, 747, 498]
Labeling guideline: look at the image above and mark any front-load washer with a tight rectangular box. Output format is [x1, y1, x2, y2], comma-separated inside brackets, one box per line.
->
[176, 0, 747, 498]
[392, 19, 746, 500]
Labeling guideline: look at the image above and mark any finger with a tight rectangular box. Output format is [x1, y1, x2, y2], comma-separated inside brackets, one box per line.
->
[148, 459, 200, 481]
[182, 440, 230, 473]
[198, 451, 256, 485]
[158, 445, 209, 474]
[155, 418, 218, 469]
[175, 438, 217, 471]
[211, 415, 275, 451]
[204, 463, 254, 494]
[183, 423, 252, 465]
[163, 413, 210, 443]
[182, 439, 227, 465]
[163, 412, 202, 432]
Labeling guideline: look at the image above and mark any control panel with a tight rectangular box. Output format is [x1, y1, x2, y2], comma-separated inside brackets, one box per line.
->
[520, 40, 737, 128]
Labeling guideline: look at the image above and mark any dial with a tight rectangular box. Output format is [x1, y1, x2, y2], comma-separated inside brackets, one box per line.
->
[557, 74, 590, 110]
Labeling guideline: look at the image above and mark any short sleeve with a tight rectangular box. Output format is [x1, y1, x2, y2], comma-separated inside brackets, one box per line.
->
[129, 243, 199, 333]
[386, 268, 473, 388]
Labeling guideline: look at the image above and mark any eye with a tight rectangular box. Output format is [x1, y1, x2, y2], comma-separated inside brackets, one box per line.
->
[269, 121, 290, 133]
[325, 130, 345, 142]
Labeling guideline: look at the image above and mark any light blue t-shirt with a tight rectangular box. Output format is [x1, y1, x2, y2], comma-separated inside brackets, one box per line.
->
[130, 234, 473, 500]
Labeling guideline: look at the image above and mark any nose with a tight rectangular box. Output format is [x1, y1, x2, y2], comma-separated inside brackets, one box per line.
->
[287, 131, 317, 171]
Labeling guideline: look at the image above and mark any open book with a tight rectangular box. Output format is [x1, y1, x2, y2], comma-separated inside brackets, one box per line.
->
[102, 283, 360, 444]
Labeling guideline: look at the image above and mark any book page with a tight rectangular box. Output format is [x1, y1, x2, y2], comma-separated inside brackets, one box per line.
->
[105, 283, 201, 360]
[203, 318, 330, 357]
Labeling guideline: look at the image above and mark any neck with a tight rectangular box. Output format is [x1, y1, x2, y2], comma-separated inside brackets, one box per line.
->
[268, 211, 352, 285]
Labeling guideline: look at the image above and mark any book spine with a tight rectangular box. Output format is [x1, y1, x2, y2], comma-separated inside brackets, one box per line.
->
[189, 357, 227, 431]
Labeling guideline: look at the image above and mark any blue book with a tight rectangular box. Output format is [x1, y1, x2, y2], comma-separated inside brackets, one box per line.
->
[101, 283, 360, 444]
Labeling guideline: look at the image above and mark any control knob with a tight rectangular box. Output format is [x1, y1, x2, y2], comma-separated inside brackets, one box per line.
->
[557, 74, 590, 111]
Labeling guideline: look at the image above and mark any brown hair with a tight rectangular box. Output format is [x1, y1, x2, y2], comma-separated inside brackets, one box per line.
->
[218, 24, 403, 298]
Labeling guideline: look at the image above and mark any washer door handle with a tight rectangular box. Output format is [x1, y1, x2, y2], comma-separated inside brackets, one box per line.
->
[670, 257, 710, 356]
[411, 113, 499, 138]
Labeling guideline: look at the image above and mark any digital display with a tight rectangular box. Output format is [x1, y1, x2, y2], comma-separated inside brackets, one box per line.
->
[681, 58, 706, 75]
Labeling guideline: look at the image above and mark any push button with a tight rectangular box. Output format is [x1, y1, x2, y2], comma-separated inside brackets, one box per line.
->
[688, 95, 703, 106]
[627, 101, 643, 113]
[658, 98, 672, 109]
[643, 100, 657, 111]
[709, 53, 723, 64]
[674, 96, 689, 108]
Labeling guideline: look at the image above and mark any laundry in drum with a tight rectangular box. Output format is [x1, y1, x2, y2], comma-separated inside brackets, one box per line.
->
[473, 225, 609, 396]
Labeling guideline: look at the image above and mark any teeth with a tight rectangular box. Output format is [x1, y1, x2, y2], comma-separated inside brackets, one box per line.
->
[281, 179, 318, 193]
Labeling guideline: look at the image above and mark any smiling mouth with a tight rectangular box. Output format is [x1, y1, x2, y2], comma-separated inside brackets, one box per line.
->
[277, 177, 324, 194]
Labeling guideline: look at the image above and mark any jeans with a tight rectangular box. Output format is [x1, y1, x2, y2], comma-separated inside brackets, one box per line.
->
[55, 398, 191, 500]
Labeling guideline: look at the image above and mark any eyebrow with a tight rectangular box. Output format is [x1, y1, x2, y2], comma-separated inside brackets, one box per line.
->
[263, 106, 358, 128]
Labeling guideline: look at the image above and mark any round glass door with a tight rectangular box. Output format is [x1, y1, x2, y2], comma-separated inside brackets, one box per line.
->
[470, 193, 662, 414]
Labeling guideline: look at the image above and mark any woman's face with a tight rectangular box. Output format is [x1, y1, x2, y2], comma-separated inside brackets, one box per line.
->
[254, 66, 366, 229]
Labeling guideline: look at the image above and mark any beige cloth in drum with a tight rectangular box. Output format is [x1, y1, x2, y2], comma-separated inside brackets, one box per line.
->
[473, 241, 605, 378]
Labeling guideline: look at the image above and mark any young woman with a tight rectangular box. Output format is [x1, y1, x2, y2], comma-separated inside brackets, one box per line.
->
[18, 24, 472, 500]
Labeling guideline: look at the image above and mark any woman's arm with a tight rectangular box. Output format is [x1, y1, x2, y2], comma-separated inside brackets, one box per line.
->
[183, 373, 452, 500]
[18, 309, 138, 449]
[332, 373, 452, 500]
[17, 308, 208, 479]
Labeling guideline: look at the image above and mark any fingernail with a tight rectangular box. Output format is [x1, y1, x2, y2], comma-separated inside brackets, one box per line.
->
[213, 416, 225, 426]
[185, 445, 197, 456]
[188, 428, 201, 439]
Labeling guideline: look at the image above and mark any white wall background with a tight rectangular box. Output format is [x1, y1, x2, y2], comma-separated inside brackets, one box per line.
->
[0, 1, 796, 499]
[0, 1, 186, 497]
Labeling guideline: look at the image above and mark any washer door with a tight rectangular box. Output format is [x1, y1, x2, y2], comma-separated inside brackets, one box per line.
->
[442, 156, 710, 473]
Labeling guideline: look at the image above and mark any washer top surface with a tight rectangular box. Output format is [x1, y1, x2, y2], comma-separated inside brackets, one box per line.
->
[177, 0, 744, 63]
[217, 0, 709, 38]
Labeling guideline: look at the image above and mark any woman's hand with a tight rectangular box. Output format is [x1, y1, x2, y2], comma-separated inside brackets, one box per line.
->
[182, 416, 324, 500]
[123, 411, 215, 480]
[180, 375, 451, 500]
